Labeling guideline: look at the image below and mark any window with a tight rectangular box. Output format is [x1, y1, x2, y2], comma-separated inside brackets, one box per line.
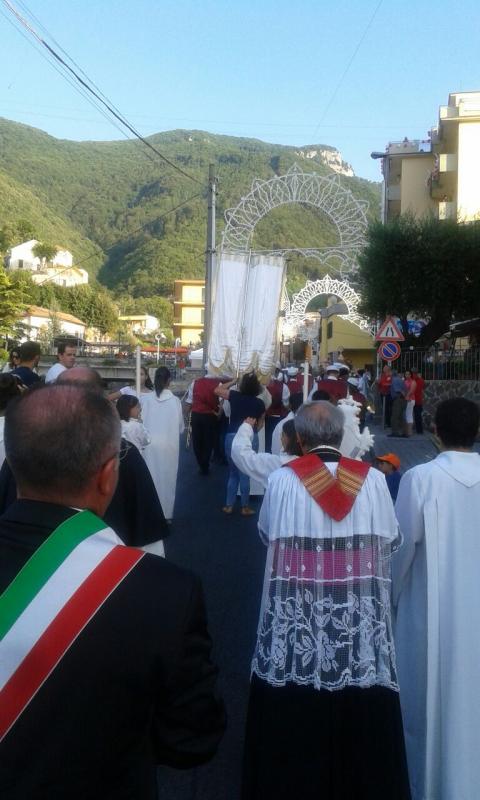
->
[201, 308, 205, 325]
[201, 286, 206, 304]
[327, 322, 333, 339]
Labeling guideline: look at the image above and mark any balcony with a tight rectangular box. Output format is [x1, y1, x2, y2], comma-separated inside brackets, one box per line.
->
[440, 100, 480, 121]
[386, 184, 401, 201]
[387, 139, 432, 156]
[438, 201, 456, 220]
[438, 153, 457, 172]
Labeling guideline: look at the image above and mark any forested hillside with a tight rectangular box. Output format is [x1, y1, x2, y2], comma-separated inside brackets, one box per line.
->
[0, 118, 380, 318]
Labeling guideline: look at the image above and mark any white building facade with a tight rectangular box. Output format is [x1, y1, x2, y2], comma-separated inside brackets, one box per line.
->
[5, 239, 88, 287]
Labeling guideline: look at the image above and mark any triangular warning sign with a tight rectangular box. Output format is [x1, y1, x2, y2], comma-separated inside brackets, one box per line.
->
[375, 316, 405, 342]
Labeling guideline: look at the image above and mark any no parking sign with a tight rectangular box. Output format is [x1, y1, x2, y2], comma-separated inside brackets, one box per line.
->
[378, 340, 401, 362]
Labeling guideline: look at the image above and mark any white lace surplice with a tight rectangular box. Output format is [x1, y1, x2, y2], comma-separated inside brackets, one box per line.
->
[252, 462, 400, 692]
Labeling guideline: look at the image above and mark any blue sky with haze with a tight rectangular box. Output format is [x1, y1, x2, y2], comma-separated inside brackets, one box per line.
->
[0, 0, 479, 181]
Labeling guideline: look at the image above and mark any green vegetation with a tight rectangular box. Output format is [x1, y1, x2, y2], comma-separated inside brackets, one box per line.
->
[358, 215, 480, 347]
[0, 117, 380, 328]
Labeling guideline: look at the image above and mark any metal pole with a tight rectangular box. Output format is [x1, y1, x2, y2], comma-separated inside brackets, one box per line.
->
[202, 164, 216, 369]
[135, 345, 141, 396]
[302, 360, 309, 403]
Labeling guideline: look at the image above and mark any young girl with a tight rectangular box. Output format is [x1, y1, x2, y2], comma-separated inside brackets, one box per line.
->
[116, 395, 151, 452]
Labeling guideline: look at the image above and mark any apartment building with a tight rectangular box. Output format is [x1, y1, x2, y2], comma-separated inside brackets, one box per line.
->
[374, 91, 480, 223]
[172, 279, 205, 346]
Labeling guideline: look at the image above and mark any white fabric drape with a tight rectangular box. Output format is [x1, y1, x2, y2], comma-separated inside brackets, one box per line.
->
[208, 251, 285, 377]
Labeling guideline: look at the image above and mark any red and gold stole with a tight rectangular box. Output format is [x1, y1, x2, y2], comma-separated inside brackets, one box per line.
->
[285, 453, 370, 521]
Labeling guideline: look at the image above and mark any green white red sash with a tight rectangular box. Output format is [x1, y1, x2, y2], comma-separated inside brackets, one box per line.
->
[286, 454, 370, 521]
[0, 509, 145, 742]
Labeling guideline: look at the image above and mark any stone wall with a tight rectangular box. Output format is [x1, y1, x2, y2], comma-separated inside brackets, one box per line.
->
[423, 380, 480, 429]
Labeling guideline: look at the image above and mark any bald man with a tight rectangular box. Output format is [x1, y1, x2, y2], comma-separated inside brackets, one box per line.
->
[0, 384, 225, 799]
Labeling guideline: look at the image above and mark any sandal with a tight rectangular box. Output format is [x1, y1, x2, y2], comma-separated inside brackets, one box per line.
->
[222, 506, 233, 515]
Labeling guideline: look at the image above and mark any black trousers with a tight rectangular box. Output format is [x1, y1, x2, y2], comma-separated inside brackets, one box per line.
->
[264, 416, 281, 454]
[383, 393, 393, 427]
[414, 403, 423, 434]
[191, 412, 217, 474]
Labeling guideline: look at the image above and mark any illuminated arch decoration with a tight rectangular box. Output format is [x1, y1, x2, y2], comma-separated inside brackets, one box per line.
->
[282, 275, 369, 335]
[222, 163, 368, 275]
[221, 163, 371, 336]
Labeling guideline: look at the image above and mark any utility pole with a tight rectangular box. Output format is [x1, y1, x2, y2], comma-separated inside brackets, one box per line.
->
[202, 164, 216, 369]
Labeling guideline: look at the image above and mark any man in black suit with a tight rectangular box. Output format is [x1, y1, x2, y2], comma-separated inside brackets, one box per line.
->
[0, 383, 225, 799]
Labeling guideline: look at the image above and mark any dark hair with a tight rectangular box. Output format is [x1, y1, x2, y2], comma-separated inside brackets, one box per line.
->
[154, 366, 171, 397]
[289, 392, 304, 413]
[116, 394, 139, 421]
[0, 374, 21, 412]
[57, 341, 76, 355]
[9, 348, 19, 363]
[5, 384, 121, 494]
[141, 366, 154, 390]
[282, 419, 302, 456]
[339, 367, 350, 379]
[239, 372, 261, 397]
[435, 397, 479, 449]
[311, 389, 331, 402]
[18, 341, 41, 362]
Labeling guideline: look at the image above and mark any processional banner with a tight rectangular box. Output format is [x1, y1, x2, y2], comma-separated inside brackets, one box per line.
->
[208, 251, 286, 377]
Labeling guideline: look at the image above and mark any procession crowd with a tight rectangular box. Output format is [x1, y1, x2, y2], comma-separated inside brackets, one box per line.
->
[1, 341, 480, 800]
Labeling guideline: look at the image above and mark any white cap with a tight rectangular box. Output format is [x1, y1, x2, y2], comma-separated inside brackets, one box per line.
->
[325, 364, 340, 373]
[287, 367, 299, 376]
[347, 376, 359, 388]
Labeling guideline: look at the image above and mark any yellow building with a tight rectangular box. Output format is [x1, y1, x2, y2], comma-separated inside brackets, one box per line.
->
[319, 315, 375, 371]
[173, 279, 205, 346]
[376, 91, 480, 223]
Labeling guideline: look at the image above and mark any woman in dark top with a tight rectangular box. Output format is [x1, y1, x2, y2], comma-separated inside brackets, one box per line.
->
[215, 373, 265, 516]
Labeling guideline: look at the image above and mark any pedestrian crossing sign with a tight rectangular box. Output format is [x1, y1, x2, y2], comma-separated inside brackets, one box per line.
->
[375, 316, 405, 342]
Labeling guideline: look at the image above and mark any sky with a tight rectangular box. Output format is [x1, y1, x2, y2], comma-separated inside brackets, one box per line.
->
[0, 0, 480, 182]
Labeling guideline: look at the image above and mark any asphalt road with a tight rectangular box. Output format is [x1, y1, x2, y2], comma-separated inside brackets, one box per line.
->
[157, 441, 265, 800]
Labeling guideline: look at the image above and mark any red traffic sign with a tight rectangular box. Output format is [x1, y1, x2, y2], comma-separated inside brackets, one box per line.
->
[378, 340, 401, 361]
[375, 316, 405, 342]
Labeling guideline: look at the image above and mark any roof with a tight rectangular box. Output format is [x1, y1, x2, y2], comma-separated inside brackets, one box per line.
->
[24, 305, 86, 326]
[449, 318, 480, 337]
[174, 279, 205, 285]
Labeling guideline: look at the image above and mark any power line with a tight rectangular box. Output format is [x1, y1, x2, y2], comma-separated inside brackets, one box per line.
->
[33, 191, 204, 284]
[313, 0, 385, 137]
[1, 0, 203, 185]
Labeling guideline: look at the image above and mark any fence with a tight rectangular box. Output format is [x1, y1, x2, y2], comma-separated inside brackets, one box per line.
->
[386, 345, 480, 381]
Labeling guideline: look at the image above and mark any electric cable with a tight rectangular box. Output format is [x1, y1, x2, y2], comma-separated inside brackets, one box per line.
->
[313, 0, 385, 137]
[1, 0, 203, 184]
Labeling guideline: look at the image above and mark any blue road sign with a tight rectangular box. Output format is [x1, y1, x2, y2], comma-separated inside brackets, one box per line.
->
[378, 340, 401, 361]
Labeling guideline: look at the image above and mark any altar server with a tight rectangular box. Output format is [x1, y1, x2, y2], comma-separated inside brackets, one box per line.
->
[393, 397, 480, 800]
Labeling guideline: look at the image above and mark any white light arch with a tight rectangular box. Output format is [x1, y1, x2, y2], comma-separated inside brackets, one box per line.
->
[283, 275, 369, 333]
[221, 163, 371, 334]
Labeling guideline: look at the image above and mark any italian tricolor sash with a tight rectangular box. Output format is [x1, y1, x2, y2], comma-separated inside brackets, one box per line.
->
[286, 454, 370, 521]
[0, 509, 145, 742]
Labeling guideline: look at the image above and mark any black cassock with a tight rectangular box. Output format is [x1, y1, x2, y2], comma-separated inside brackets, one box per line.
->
[0, 438, 168, 547]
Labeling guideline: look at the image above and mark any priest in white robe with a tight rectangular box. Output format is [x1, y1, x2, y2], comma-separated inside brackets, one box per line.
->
[393, 397, 480, 800]
[140, 367, 184, 521]
[242, 400, 411, 800]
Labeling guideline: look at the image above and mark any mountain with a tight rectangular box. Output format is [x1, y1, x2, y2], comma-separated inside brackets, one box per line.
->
[0, 118, 380, 301]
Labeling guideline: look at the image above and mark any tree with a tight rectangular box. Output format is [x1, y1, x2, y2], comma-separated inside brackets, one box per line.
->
[0, 268, 25, 339]
[358, 216, 480, 347]
[32, 241, 58, 268]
